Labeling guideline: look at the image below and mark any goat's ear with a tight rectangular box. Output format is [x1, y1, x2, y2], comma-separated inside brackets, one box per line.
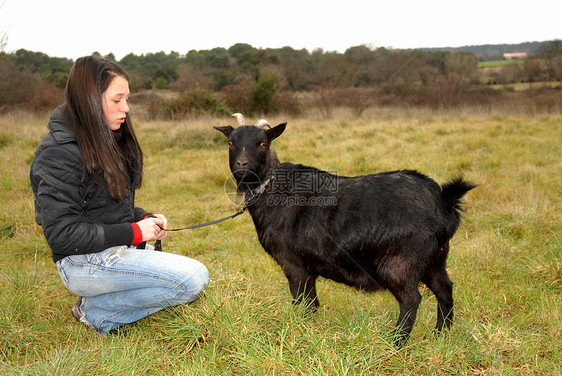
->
[214, 125, 234, 138]
[266, 122, 286, 141]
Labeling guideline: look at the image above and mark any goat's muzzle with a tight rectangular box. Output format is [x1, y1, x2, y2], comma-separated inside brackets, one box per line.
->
[232, 169, 261, 186]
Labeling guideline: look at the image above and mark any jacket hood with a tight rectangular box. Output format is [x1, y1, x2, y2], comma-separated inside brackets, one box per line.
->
[48, 105, 76, 145]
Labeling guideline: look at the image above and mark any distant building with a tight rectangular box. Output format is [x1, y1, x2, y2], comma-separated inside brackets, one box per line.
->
[503, 52, 528, 60]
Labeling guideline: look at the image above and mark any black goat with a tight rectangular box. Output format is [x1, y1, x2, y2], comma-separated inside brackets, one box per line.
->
[215, 117, 476, 346]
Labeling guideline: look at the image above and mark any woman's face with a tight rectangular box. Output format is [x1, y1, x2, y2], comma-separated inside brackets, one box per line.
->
[102, 75, 130, 130]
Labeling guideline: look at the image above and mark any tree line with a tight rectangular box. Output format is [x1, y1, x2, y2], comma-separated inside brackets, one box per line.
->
[0, 41, 560, 115]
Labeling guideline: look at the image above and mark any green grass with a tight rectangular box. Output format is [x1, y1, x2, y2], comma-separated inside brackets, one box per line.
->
[478, 59, 526, 67]
[1, 107, 560, 375]
[478, 59, 547, 68]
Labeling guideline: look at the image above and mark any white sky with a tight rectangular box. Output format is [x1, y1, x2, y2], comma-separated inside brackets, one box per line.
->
[1, 0, 560, 60]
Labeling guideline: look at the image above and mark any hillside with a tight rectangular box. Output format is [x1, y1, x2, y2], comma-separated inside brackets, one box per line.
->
[406, 41, 547, 61]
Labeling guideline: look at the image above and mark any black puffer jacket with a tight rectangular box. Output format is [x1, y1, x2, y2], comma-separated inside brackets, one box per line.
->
[30, 106, 149, 262]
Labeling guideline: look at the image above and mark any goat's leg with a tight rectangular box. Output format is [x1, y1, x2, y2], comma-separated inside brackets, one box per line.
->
[290, 276, 319, 310]
[282, 264, 319, 310]
[382, 255, 423, 346]
[422, 265, 454, 333]
[390, 286, 422, 347]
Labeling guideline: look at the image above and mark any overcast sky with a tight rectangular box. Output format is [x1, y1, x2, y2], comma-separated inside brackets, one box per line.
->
[1, 0, 560, 60]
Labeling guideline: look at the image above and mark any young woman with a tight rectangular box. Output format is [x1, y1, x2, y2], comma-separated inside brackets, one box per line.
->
[30, 56, 209, 336]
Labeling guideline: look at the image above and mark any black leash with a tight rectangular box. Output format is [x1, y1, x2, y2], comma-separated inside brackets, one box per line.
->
[151, 176, 274, 251]
[164, 204, 248, 232]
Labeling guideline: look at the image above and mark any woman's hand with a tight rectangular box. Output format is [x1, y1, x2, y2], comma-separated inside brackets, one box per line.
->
[150, 214, 168, 240]
[136, 214, 168, 241]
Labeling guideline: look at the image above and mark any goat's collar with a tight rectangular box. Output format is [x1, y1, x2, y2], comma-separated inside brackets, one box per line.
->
[244, 175, 274, 207]
[257, 175, 274, 194]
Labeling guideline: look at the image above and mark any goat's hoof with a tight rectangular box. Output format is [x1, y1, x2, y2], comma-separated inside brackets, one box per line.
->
[390, 330, 410, 348]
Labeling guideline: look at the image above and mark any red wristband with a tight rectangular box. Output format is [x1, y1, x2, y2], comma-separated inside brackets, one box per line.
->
[131, 222, 143, 245]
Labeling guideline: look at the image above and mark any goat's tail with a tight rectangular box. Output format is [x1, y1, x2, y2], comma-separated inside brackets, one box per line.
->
[441, 177, 477, 213]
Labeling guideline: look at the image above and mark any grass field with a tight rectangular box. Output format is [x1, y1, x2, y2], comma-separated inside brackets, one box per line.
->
[0, 107, 560, 375]
[486, 82, 561, 91]
[478, 60, 527, 67]
[477, 59, 548, 68]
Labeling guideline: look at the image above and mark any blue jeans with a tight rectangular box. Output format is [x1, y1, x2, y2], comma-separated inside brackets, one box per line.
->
[56, 245, 209, 335]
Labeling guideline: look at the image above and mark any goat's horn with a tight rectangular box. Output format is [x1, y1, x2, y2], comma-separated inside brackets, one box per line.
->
[254, 119, 271, 129]
[231, 113, 245, 126]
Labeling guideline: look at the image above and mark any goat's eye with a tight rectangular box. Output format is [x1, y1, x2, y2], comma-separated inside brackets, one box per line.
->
[228, 141, 233, 148]
[259, 142, 267, 149]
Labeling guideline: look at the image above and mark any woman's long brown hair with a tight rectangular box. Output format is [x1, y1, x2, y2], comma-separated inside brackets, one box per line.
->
[63, 56, 143, 201]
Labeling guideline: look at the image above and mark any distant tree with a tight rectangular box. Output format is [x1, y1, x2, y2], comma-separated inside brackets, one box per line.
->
[281, 57, 312, 91]
[400, 52, 439, 87]
[444, 51, 479, 84]
[166, 88, 230, 119]
[219, 83, 252, 114]
[363, 48, 398, 86]
[0, 53, 15, 108]
[538, 40, 562, 80]
[14, 49, 50, 71]
[537, 40, 561, 59]
[120, 53, 151, 89]
[184, 50, 207, 69]
[10, 49, 72, 87]
[120, 51, 179, 89]
[228, 43, 257, 59]
[237, 49, 279, 81]
[208, 69, 236, 91]
[496, 64, 522, 84]
[344, 45, 376, 87]
[319, 56, 356, 87]
[205, 47, 230, 69]
[522, 60, 545, 82]
[0, 52, 63, 112]
[144, 51, 180, 83]
[551, 55, 562, 81]
[173, 63, 214, 91]
[250, 74, 280, 114]
[344, 45, 373, 65]
[153, 76, 168, 89]
[275, 47, 314, 90]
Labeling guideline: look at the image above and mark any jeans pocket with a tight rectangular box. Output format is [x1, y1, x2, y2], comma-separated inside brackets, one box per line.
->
[100, 246, 124, 268]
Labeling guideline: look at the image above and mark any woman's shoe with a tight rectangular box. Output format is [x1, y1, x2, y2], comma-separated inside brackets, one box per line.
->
[71, 297, 128, 337]
[71, 297, 97, 331]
